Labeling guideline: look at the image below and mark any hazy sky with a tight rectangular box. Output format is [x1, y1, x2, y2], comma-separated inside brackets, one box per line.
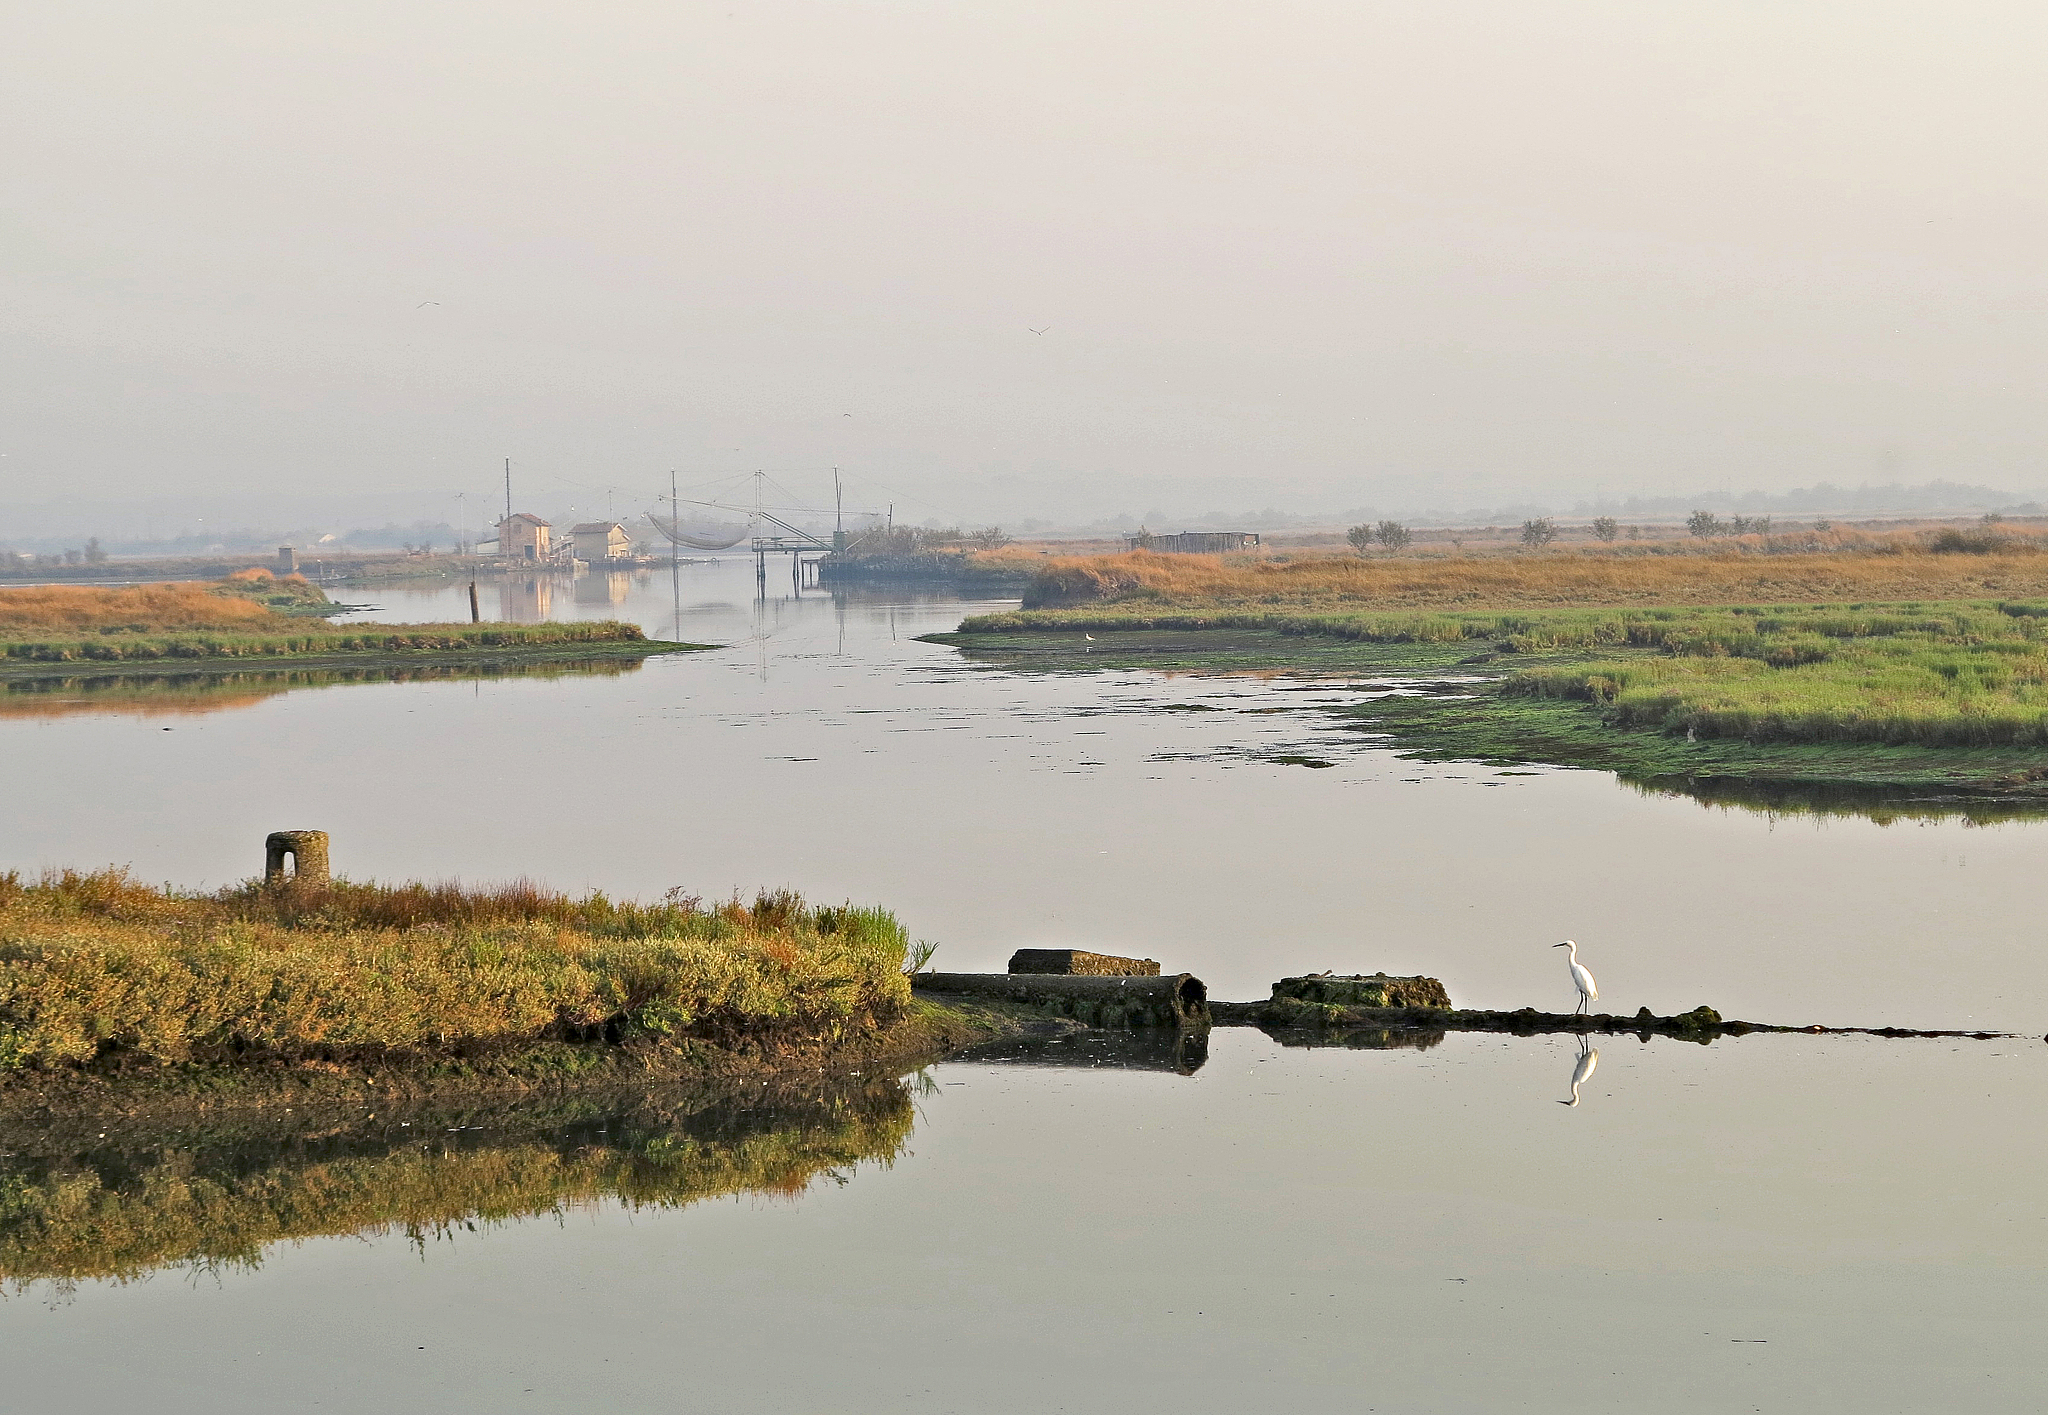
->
[8, 1, 2048, 529]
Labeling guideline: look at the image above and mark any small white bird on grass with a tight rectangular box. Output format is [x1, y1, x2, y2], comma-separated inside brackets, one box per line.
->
[1553, 940, 1598, 1014]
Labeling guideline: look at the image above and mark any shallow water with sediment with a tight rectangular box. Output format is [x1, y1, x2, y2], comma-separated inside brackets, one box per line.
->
[0, 558, 2044, 1412]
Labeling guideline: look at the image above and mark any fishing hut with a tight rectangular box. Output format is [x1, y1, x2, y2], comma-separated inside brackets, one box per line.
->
[1124, 531, 1261, 554]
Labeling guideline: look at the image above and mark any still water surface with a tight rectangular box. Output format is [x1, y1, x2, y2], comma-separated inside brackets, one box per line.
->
[2, 559, 2044, 1411]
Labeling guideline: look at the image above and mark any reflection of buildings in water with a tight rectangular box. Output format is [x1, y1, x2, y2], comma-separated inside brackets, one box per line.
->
[497, 576, 553, 623]
[574, 571, 631, 607]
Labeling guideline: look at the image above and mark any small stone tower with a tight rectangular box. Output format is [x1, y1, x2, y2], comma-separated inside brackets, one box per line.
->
[264, 830, 330, 886]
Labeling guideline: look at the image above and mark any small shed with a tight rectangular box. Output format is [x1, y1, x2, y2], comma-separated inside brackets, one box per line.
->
[497, 513, 552, 560]
[571, 521, 631, 562]
[1124, 531, 1261, 554]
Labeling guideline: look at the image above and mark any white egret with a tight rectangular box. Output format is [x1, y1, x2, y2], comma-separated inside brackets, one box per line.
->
[1552, 940, 1598, 1014]
[1560, 1036, 1599, 1107]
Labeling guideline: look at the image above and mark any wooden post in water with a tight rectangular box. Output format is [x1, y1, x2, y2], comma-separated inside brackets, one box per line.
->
[468, 581, 480, 622]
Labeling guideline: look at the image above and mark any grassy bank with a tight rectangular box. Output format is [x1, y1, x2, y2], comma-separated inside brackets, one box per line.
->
[0, 572, 701, 670]
[0, 871, 929, 1076]
[0, 620, 680, 667]
[939, 597, 2048, 798]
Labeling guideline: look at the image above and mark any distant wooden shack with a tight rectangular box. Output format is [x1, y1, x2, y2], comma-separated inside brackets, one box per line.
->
[571, 521, 631, 563]
[497, 513, 553, 561]
[1124, 531, 1261, 554]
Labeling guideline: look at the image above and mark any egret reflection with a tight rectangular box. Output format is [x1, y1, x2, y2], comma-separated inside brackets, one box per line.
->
[1560, 1036, 1600, 1107]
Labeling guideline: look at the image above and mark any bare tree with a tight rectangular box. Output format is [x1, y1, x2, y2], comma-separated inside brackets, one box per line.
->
[968, 526, 1012, 550]
[1590, 517, 1619, 542]
[1686, 510, 1723, 538]
[1519, 518, 1557, 548]
[1375, 520, 1412, 550]
[1345, 524, 1376, 555]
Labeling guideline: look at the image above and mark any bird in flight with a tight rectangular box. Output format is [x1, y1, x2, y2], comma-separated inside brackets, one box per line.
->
[417, 301, 441, 308]
[1029, 326, 1050, 334]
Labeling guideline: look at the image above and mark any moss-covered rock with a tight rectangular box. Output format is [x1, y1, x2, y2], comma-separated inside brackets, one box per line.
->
[1271, 973, 1451, 1010]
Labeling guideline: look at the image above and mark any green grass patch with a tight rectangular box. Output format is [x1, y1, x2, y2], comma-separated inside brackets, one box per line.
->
[940, 602, 2048, 801]
[0, 620, 690, 665]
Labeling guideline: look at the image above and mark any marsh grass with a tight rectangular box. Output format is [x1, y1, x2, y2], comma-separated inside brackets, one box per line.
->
[0, 620, 653, 663]
[0, 871, 915, 1071]
[0, 575, 656, 662]
[0, 581, 287, 634]
[966, 599, 2048, 750]
[1017, 541, 2048, 611]
[1500, 603, 2048, 746]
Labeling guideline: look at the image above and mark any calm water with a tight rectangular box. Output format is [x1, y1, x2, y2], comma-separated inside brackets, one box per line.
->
[2, 558, 2044, 1411]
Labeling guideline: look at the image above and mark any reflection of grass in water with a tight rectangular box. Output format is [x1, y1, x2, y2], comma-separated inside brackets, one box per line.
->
[0, 1080, 913, 1289]
[1624, 775, 2048, 826]
[0, 658, 648, 720]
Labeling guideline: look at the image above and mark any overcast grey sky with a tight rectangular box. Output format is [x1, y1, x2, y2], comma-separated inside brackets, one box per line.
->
[7, 1, 2048, 529]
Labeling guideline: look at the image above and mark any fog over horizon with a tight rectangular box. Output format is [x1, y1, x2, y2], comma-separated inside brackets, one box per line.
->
[8, 2, 2048, 541]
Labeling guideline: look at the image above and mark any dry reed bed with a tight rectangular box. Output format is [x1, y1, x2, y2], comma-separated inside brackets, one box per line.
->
[0, 872, 916, 1071]
[1021, 543, 2048, 610]
[0, 581, 288, 634]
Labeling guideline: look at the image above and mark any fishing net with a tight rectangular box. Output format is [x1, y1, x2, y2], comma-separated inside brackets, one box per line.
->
[646, 511, 751, 550]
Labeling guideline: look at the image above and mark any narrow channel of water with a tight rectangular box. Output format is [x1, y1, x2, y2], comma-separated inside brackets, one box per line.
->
[1, 558, 2044, 1412]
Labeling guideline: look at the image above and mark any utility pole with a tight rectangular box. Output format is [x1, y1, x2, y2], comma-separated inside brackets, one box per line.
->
[833, 467, 845, 553]
[669, 470, 679, 574]
[503, 458, 512, 523]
